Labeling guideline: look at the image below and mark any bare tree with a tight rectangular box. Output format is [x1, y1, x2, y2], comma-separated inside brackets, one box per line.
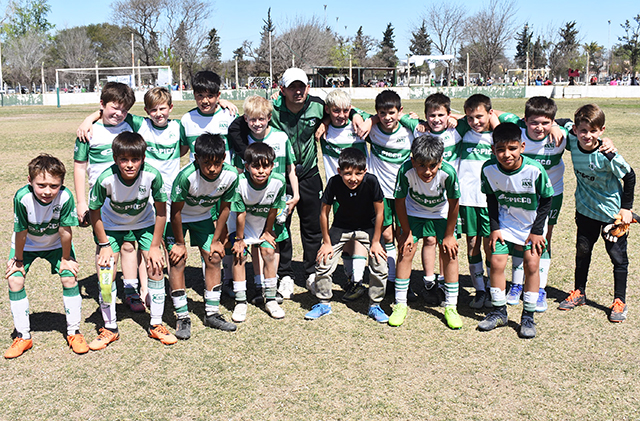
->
[422, 2, 466, 56]
[53, 26, 95, 69]
[352, 26, 375, 67]
[4, 31, 48, 86]
[462, 0, 517, 79]
[112, 0, 162, 65]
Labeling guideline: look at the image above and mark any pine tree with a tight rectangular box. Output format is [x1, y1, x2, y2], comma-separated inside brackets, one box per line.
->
[376, 23, 398, 67]
[409, 20, 432, 55]
[514, 23, 533, 68]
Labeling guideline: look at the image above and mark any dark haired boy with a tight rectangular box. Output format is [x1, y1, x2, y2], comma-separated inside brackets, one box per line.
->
[89, 131, 176, 350]
[305, 148, 388, 322]
[5, 155, 85, 359]
[167, 133, 239, 338]
[479, 123, 554, 338]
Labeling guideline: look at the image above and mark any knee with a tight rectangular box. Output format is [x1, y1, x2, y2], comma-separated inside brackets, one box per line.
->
[208, 253, 222, 265]
[260, 247, 275, 262]
[121, 242, 135, 253]
[8, 276, 25, 291]
[576, 237, 592, 257]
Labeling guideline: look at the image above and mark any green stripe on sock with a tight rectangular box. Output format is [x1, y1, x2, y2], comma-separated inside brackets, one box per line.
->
[385, 244, 396, 251]
[395, 278, 410, 290]
[523, 301, 536, 312]
[62, 285, 80, 297]
[9, 288, 27, 301]
[148, 279, 164, 290]
[352, 255, 367, 260]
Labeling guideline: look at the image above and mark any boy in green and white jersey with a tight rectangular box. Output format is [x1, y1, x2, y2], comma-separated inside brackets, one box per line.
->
[478, 123, 554, 339]
[88, 132, 176, 350]
[167, 133, 239, 339]
[5, 155, 86, 359]
[230, 143, 288, 322]
[392, 135, 461, 328]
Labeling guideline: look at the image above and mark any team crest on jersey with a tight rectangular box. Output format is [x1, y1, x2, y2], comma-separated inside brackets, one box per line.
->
[219, 122, 229, 130]
[174, 185, 182, 195]
[589, 162, 596, 171]
[139, 185, 147, 195]
[53, 205, 62, 214]
[266, 192, 275, 201]
[521, 179, 533, 188]
[544, 141, 555, 149]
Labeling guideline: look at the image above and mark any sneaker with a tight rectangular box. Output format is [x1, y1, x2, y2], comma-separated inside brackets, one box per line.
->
[265, 300, 285, 319]
[388, 303, 408, 327]
[304, 303, 332, 320]
[368, 305, 389, 323]
[88, 328, 119, 351]
[124, 294, 145, 313]
[277, 276, 295, 299]
[342, 281, 367, 302]
[519, 313, 537, 339]
[204, 313, 237, 331]
[536, 288, 548, 312]
[469, 290, 486, 309]
[423, 276, 436, 290]
[66, 332, 89, 354]
[558, 290, 586, 311]
[175, 317, 191, 340]
[306, 274, 317, 295]
[444, 306, 463, 329]
[507, 284, 523, 305]
[148, 324, 178, 345]
[478, 308, 508, 331]
[609, 298, 628, 323]
[4, 336, 33, 359]
[232, 302, 248, 322]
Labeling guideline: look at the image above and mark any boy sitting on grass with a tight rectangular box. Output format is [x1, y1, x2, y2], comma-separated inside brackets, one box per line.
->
[89, 132, 176, 350]
[305, 148, 388, 322]
[392, 134, 461, 328]
[5, 155, 85, 359]
[230, 143, 288, 322]
[478, 123, 554, 339]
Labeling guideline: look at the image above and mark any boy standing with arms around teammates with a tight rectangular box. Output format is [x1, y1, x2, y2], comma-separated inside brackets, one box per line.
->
[5, 155, 86, 359]
[230, 143, 288, 322]
[305, 148, 388, 322]
[478, 123, 554, 338]
[89, 132, 176, 350]
[558, 104, 635, 322]
[167, 134, 239, 339]
[392, 135, 461, 328]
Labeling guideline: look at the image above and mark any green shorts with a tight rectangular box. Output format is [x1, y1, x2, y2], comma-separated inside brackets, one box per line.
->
[548, 194, 563, 225]
[383, 198, 396, 227]
[97, 227, 155, 253]
[165, 219, 215, 252]
[9, 247, 77, 278]
[407, 216, 448, 243]
[492, 239, 548, 255]
[459, 205, 490, 237]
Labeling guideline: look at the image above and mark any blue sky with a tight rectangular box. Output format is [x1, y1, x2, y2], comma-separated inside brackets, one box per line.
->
[46, 0, 637, 62]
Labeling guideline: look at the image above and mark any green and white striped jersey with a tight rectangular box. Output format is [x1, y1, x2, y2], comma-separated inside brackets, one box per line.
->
[89, 163, 166, 231]
[171, 161, 238, 223]
[234, 128, 295, 178]
[231, 172, 286, 245]
[394, 160, 460, 219]
[138, 118, 187, 195]
[181, 107, 237, 164]
[366, 114, 419, 198]
[457, 119, 493, 207]
[321, 122, 367, 180]
[74, 114, 145, 187]
[481, 156, 554, 245]
[499, 113, 567, 196]
[414, 127, 461, 171]
[13, 185, 78, 252]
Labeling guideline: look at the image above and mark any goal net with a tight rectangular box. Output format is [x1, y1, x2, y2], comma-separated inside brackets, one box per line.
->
[55, 65, 173, 92]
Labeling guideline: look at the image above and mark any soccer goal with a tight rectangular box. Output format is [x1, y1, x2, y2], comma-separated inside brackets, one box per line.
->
[55, 65, 173, 93]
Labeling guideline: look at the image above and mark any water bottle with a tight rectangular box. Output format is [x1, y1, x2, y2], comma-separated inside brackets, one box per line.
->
[276, 194, 293, 225]
[99, 257, 114, 303]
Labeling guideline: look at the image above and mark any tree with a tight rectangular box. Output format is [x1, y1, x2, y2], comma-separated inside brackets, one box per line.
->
[2, 0, 53, 38]
[51, 26, 95, 69]
[462, 0, 517, 78]
[583, 41, 605, 77]
[373, 23, 397, 67]
[203, 28, 221, 71]
[616, 15, 640, 78]
[422, 2, 466, 56]
[85, 23, 133, 67]
[111, 0, 161, 66]
[409, 19, 432, 55]
[250, 8, 276, 76]
[549, 21, 581, 79]
[514, 23, 533, 68]
[352, 26, 374, 67]
[4, 31, 47, 86]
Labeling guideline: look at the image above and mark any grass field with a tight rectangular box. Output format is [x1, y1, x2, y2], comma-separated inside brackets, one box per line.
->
[0, 97, 639, 420]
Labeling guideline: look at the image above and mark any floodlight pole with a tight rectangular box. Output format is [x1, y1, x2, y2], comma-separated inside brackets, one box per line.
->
[525, 51, 529, 86]
[55, 69, 60, 108]
[0, 42, 3, 93]
[349, 54, 352, 89]
[131, 33, 135, 88]
[179, 59, 183, 92]
[269, 30, 273, 93]
[95, 61, 99, 90]
[235, 56, 238, 91]
[41, 62, 44, 94]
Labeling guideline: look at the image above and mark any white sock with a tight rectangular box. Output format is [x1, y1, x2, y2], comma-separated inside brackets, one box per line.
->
[445, 282, 459, 307]
[394, 278, 409, 304]
[204, 287, 221, 315]
[63, 285, 82, 335]
[99, 282, 117, 329]
[352, 256, 367, 283]
[122, 278, 139, 295]
[9, 288, 30, 339]
[148, 279, 165, 326]
[490, 287, 506, 307]
[539, 256, 550, 289]
[171, 290, 189, 318]
[511, 256, 524, 285]
[234, 280, 247, 302]
[523, 291, 539, 312]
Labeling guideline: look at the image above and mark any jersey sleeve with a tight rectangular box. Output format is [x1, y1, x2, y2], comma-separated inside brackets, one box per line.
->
[609, 153, 632, 179]
[88, 181, 107, 210]
[220, 173, 239, 202]
[443, 164, 461, 199]
[393, 162, 410, 199]
[498, 112, 523, 126]
[399, 114, 420, 131]
[480, 163, 494, 195]
[151, 170, 167, 202]
[74, 138, 89, 162]
[59, 190, 79, 227]
[125, 113, 145, 132]
[455, 118, 471, 137]
[230, 190, 245, 213]
[353, 108, 372, 120]
[535, 166, 555, 199]
[171, 171, 190, 203]
[13, 193, 28, 233]
[284, 139, 295, 166]
[178, 120, 188, 147]
[321, 177, 336, 205]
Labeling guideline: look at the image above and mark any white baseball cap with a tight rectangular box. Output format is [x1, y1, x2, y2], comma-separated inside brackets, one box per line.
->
[281, 68, 308, 87]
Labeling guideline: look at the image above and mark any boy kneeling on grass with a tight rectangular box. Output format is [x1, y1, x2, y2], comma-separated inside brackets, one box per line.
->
[305, 148, 388, 322]
[478, 123, 554, 339]
[5, 155, 85, 359]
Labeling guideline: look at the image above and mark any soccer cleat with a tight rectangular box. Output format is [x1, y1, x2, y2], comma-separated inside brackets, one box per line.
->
[469, 290, 486, 309]
[304, 303, 332, 320]
[277, 276, 295, 299]
[265, 300, 285, 319]
[124, 294, 146, 313]
[519, 314, 537, 339]
[423, 275, 436, 290]
[388, 303, 408, 327]
[4, 337, 33, 359]
[609, 298, 628, 323]
[478, 308, 508, 331]
[148, 324, 178, 345]
[232, 302, 248, 322]
[536, 288, 548, 312]
[342, 282, 367, 302]
[204, 313, 237, 332]
[507, 284, 523, 305]
[444, 306, 463, 329]
[558, 290, 586, 311]
[368, 305, 389, 323]
[175, 317, 191, 340]
[66, 332, 89, 354]
[88, 328, 119, 351]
